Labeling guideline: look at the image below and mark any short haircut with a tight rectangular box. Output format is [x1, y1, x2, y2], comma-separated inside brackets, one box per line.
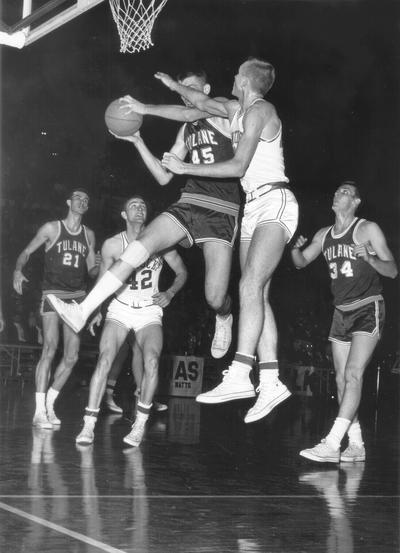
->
[121, 195, 151, 221]
[242, 58, 275, 96]
[69, 187, 90, 199]
[341, 180, 361, 200]
[177, 69, 208, 85]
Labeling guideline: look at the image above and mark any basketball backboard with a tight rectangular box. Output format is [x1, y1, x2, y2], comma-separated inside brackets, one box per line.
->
[0, 0, 104, 48]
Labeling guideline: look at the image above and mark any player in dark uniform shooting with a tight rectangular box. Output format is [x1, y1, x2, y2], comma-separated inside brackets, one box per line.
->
[13, 189, 99, 428]
[47, 70, 240, 360]
[291, 181, 397, 463]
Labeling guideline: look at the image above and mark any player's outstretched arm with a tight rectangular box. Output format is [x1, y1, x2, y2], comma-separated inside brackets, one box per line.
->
[291, 228, 328, 269]
[355, 221, 398, 278]
[13, 222, 55, 294]
[161, 102, 268, 179]
[155, 72, 230, 118]
[121, 95, 208, 123]
[152, 249, 188, 308]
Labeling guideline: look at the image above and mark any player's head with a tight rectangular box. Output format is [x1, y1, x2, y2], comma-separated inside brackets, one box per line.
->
[332, 180, 361, 213]
[121, 195, 149, 225]
[177, 69, 210, 106]
[67, 188, 90, 214]
[233, 58, 275, 98]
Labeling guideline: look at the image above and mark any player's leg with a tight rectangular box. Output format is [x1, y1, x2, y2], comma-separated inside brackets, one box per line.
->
[202, 241, 233, 359]
[300, 335, 378, 464]
[331, 340, 364, 462]
[45, 322, 81, 425]
[104, 339, 130, 413]
[124, 324, 163, 447]
[132, 337, 167, 412]
[76, 321, 129, 445]
[243, 273, 291, 423]
[33, 312, 60, 428]
[197, 223, 287, 406]
[47, 214, 187, 332]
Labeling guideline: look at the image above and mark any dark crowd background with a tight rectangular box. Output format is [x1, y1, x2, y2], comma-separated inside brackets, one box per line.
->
[0, 0, 398, 371]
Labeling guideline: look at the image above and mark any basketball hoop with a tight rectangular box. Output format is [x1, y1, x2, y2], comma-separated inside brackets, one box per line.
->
[108, 0, 168, 53]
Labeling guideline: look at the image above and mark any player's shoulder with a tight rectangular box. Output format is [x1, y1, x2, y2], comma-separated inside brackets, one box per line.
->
[40, 220, 59, 235]
[356, 219, 381, 237]
[103, 233, 123, 252]
[315, 225, 332, 241]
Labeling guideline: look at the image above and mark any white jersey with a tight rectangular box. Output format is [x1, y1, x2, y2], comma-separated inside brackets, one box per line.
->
[230, 99, 288, 193]
[116, 232, 163, 305]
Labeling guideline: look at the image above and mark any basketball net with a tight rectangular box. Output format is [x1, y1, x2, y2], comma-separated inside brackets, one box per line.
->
[108, 0, 168, 53]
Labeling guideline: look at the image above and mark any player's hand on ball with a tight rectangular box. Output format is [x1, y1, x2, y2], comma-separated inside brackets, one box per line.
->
[154, 72, 177, 91]
[109, 129, 141, 143]
[88, 312, 102, 336]
[162, 152, 185, 174]
[120, 96, 146, 115]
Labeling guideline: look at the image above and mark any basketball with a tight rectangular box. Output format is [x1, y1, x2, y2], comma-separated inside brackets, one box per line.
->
[104, 98, 143, 136]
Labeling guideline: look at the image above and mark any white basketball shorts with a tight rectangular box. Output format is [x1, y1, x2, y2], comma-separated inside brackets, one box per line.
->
[106, 298, 163, 333]
[241, 187, 299, 243]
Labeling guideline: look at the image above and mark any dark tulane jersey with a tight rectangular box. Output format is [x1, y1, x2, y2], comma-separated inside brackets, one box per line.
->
[42, 220, 90, 293]
[322, 218, 382, 308]
[182, 117, 241, 206]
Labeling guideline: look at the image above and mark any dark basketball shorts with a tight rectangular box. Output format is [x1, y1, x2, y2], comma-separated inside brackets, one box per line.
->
[41, 292, 86, 316]
[163, 202, 238, 248]
[329, 300, 385, 344]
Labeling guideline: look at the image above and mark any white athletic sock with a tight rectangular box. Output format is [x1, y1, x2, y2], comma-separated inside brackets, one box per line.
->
[347, 421, 363, 445]
[46, 387, 59, 410]
[35, 392, 46, 413]
[230, 361, 251, 378]
[259, 361, 279, 383]
[81, 271, 124, 317]
[325, 417, 351, 450]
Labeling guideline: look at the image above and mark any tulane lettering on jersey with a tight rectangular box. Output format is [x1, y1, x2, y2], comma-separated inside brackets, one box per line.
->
[322, 218, 382, 308]
[185, 128, 218, 154]
[55, 240, 87, 256]
[323, 244, 357, 262]
[42, 221, 90, 293]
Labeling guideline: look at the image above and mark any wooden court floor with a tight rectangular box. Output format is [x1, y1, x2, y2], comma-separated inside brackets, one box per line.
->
[0, 369, 398, 552]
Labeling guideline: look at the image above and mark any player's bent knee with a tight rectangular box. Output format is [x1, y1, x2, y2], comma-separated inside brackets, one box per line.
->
[120, 240, 150, 267]
[63, 353, 79, 368]
[41, 342, 57, 360]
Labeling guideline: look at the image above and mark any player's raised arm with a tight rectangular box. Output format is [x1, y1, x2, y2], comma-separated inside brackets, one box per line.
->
[355, 221, 398, 279]
[155, 72, 231, 118]
[13, 221, 55, 294]
[111, 124, 188, 186]
[291, 228, 328, 269]
[161, 101, 269, 179]
[120, 95, 209, 123]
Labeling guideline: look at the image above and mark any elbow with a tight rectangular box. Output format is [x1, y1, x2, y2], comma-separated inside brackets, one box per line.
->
[234, 161, 247, 178]
[390, 267, 398, 279]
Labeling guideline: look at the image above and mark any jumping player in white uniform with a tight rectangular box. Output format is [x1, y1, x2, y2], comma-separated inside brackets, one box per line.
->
[47, 70, 240, 361]
[291, 181, 397, 462]
[156, 58, 299, 423]
[76, 196, 187, 447]
[13, 189, 99, 428]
